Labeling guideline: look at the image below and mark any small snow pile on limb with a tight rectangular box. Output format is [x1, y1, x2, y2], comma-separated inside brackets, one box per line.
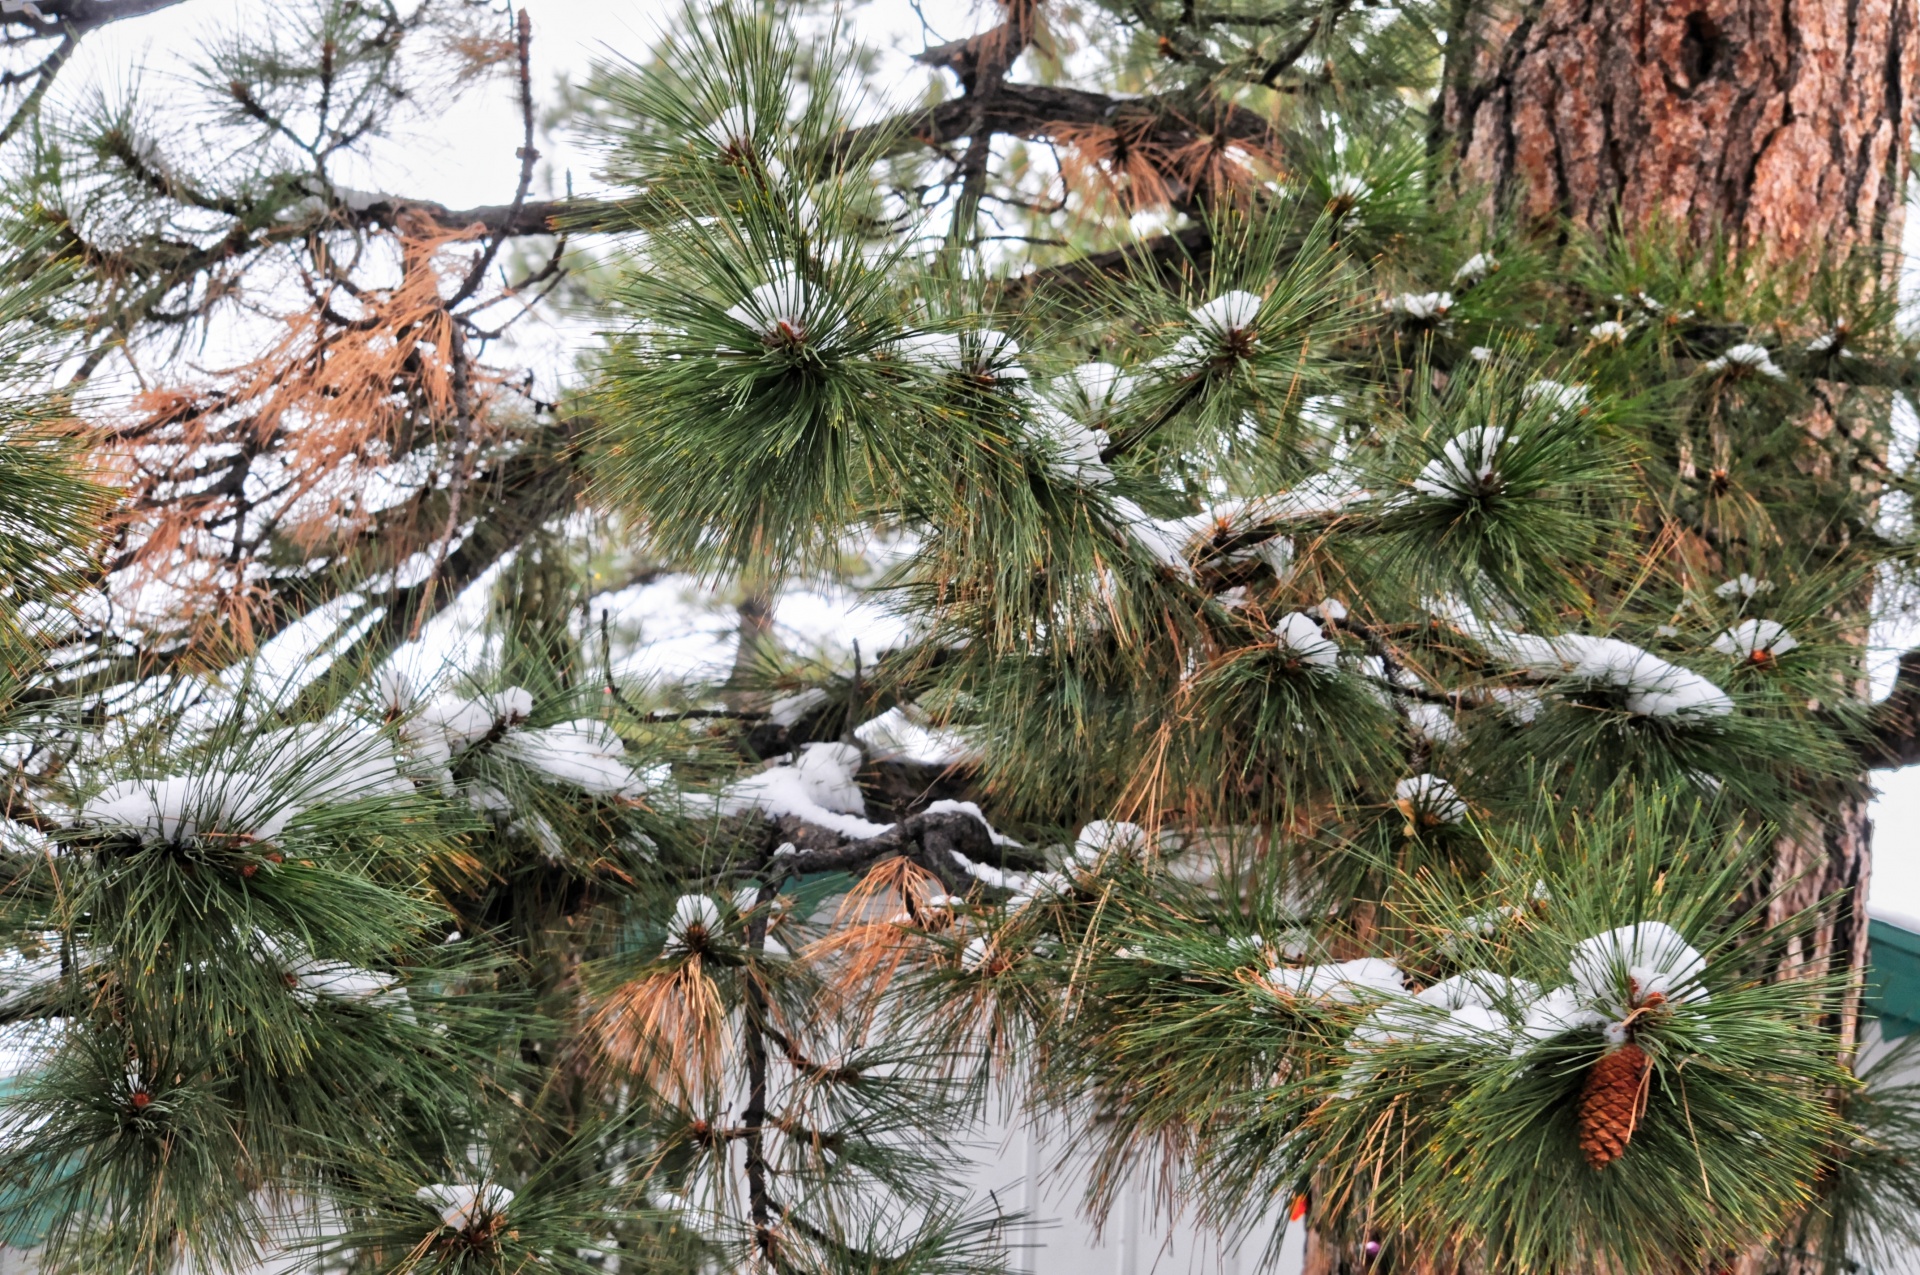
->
[1432, 597, 1733, 719]
[1266, 957, 1406, 1003]
[1712, 618, 1799, 664]
[1703, 342, 1786, 379]
[417, 1182, 514, 1232]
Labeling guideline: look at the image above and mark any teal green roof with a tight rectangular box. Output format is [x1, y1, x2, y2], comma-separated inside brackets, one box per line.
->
[1868, 917, 1920, 1038]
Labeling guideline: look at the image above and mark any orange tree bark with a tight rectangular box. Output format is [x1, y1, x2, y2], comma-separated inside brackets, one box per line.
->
[1440, 0, 1917, 260]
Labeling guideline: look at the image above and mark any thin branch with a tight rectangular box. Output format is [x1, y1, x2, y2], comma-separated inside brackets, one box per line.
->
[1860, 648, 1920, 769]
[0, 28, 69, 145]
[450, 9, 538, 308]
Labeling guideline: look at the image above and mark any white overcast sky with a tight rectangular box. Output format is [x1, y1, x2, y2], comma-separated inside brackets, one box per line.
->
[61, 0, 1920, 921]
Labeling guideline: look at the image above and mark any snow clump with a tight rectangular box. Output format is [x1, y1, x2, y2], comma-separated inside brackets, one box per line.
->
[1712, 618, 1798, 661]
[417, 1183, 514, 1233]
[1703, 342, 1786, 379]
[1273, 612, 1339, 668]
[1413, 426, 1506, 499]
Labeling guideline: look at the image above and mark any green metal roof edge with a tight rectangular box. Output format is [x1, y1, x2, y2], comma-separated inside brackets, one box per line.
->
[1868, 916, 1920, 1035]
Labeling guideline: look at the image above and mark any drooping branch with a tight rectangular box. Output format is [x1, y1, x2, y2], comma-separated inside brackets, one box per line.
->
[759, 807, 1022, 895]
[1861, 649, 1920, 769]
[838, 81, 1278, 170]
[2, 0, 189, 36]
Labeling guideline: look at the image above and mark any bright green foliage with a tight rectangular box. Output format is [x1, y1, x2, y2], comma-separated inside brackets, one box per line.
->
[581, 3, 1920, 1273]
[0, 0, 1916, 1273]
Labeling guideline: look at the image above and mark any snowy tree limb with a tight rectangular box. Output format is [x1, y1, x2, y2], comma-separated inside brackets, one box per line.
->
[1863, 649, 1920, 769]
[758, 807, 1015, 894]
[1, 0, 185, 37]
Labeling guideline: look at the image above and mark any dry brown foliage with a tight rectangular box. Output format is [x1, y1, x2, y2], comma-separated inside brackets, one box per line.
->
[105, 218, 513, 662]
[1055, 110, 1280, 216]
[804, 856, 953, 1027]
[593, 956, 732, 1104]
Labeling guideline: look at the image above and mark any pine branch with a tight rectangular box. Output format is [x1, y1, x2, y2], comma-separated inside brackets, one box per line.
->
[307, 191, 611, 238]
[448, 9, 538, 309]
[758, 807, 1008, 893]
[837, 81, 1277, 170]
[742, 887, 778, 1259]
[1861, 648, 1920, 769]
[3, 0, 186, 37]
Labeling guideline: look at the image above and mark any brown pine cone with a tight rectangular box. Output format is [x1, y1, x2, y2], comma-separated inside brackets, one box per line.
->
[1577, 1041, 1650, 1168]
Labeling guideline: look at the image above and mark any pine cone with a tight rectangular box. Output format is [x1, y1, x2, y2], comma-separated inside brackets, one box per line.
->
[1577, 1041, 1649, 1168]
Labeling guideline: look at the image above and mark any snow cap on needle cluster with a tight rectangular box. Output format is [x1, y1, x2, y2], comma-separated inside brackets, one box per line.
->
[1712, 618, 1798, 661]
[960, 936, 993, 972]
[664, 895, 723, 956]
[259, 935, 408, 1011]
[1808, 328, 1855, 357]
[1029, 405, 1113, 486]
[1386, 291, 1453, 321]
[1715, 573, 1773, 599]
[1327, 173, 1371, 208]
[1193, 290, 1262, 338]
[82, 723, 415, 846]
[417, 1182, 514, 1232]
[1327, 920, 1708, 1077]
[1568, 922, 1707, 1014]
[1061, 361, 1136, 421]
[1395, 774, 1466, 823]
[1453, 252, 1498, 285]
[1173, 290, 1263, 364]
[1413, 426, 1506, 499]
[1433, 599, 1733, 719]
[1704, 342, 1786, 379]
[1518, 921, 1708, 1050]
[724, 263, 838, 351]
[1405, 702, 1463, 746]
[900, 328, 1027, 383]
[1273, 611, 1339, 668]
[1522, 379, 1590, 413]
[703, 104, 755, 154]
[1072, 819, 1149, 871]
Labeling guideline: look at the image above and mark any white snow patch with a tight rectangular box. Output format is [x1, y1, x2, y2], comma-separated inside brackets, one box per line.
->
[1266, 957, 1404, 1004]
[497, 720, 650, 799]
[417, 1183, 514, 1232]
[1712, 618, 1798, 661]
[1273, 612, 1339, 668]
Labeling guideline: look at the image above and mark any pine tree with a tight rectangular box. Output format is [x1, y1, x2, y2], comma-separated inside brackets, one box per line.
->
[584, 1, 1920, 1273]
[2, 1, 1920, 1274]
[0, 5, 1018, 1272]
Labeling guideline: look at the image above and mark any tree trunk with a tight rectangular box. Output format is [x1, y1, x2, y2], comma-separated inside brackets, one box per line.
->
[1430, 5, 1913, 1270]
[1440, 0, 1916, 263]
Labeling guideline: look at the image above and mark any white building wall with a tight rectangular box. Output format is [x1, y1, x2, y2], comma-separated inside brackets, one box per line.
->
[958, 1105, 1301, 1275]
